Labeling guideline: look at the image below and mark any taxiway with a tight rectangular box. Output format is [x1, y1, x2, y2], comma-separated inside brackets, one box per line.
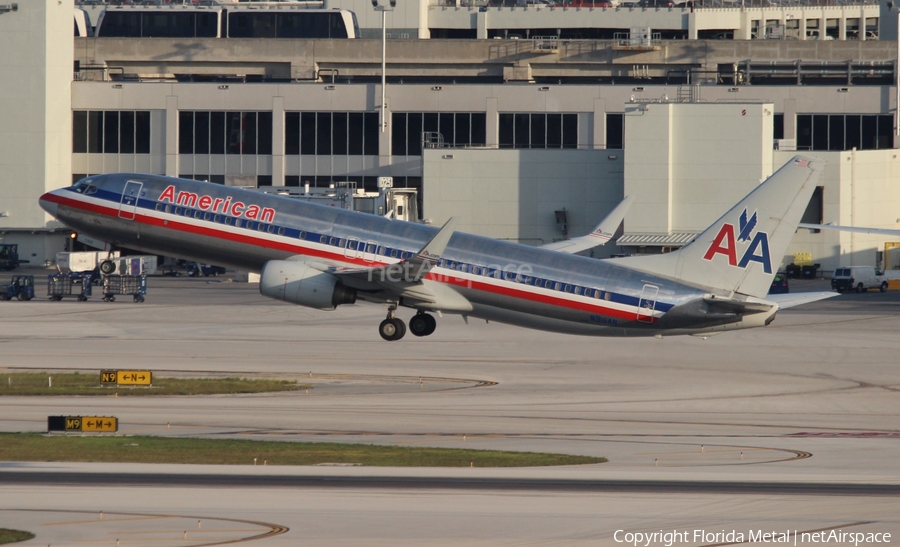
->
[1, 270, 898, 545]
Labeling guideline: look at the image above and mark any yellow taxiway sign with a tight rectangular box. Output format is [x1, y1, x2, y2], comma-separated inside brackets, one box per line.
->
[101, 370, 152, 386]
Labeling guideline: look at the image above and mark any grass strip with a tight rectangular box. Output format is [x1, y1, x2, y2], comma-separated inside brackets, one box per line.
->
[0, 529, 35, 545]
[0, 372, 308, 396]
[0, 433, 606, 467]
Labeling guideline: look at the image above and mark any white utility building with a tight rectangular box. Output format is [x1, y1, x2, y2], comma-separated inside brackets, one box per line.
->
[0, 0, 73, 261]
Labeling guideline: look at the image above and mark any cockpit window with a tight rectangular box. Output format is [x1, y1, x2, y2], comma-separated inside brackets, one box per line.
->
[84, 185, 98, 195]
[71, 178, 93, 193]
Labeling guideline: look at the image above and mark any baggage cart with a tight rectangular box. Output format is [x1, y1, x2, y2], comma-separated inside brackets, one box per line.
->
[47, 273, 92, 301]
[101, 275, 147, 303]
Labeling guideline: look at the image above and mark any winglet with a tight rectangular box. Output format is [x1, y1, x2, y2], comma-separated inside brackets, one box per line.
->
[322, 218, 458, 286]
[413, 217, 457, 265]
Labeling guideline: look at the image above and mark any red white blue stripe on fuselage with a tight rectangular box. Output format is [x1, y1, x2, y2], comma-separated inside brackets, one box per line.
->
[42, 181, 677, 327]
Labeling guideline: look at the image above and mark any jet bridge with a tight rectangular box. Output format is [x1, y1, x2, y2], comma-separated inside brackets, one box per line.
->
[253, 180, 420, 223]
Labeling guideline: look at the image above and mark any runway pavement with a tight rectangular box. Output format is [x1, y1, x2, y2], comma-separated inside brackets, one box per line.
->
[1, 269, 899, 545]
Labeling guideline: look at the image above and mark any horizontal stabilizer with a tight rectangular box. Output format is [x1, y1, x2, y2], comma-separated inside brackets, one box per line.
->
[800, 223, 900, 238]
[765, 291, 838, 310]
[703, 295, 773, 315]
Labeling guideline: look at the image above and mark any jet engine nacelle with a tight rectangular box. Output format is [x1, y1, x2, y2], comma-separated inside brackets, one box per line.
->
[259, 260, 357, 310]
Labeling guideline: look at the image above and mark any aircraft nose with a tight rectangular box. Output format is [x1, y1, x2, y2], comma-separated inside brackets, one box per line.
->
[39, 191, 59, 217]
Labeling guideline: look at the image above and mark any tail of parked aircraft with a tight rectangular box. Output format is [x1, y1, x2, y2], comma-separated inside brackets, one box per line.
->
[616, 156, 823, 299]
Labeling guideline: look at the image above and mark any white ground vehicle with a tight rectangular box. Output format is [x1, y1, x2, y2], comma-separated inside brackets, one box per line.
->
[831, 266, 888, 293]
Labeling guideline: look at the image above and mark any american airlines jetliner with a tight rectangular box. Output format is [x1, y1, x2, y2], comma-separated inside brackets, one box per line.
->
[39, 156, 833, 341]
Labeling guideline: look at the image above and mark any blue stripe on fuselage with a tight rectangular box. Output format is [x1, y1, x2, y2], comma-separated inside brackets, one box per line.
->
[63, 183, 675, 315]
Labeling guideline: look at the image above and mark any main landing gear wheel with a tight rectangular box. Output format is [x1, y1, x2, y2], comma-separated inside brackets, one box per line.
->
[379, 318, 406, 341]
[99, 260, 116, 275]
[409, 313, 437, 337]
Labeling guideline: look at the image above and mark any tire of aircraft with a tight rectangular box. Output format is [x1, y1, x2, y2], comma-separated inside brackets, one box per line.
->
[99, 260, 116, 275]
[410, 314, 437, 337]
[422, 314, 436, 335]
[379, 318, 406, 341]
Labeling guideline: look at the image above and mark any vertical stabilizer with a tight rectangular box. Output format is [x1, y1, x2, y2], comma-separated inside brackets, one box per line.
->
[614, 156, 823, 298]
[541, 195, 634, 254]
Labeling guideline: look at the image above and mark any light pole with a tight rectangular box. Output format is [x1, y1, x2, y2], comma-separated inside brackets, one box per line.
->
[372, 0, 396, 133]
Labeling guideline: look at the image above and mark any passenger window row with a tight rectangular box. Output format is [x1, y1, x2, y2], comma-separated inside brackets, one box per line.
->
[152, 200, 610, 302]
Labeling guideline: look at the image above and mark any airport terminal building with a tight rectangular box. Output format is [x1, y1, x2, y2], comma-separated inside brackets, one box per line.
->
[2, 0, 900, 273]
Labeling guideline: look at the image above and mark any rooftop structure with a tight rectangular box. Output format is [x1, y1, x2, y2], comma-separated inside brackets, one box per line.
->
[76, 0, 881, 41]
[74, 36, 896, 84]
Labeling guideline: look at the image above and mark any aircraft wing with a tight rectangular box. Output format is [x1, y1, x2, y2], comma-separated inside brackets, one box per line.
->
[326, 217, 457, 283]
[764, 291, 838, 310]
[799, 223, 900, 237]
[541, 196, 633, 254]
[312, 218, 473, 312]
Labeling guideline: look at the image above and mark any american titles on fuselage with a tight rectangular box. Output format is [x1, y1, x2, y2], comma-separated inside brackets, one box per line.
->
[158, 185, 275, 224]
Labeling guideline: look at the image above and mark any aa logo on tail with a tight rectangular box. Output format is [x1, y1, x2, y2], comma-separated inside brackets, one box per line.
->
[702, 208, 772, 274]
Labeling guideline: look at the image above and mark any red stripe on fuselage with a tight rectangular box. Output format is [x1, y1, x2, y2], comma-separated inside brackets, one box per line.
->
[45, 191, 653, 323]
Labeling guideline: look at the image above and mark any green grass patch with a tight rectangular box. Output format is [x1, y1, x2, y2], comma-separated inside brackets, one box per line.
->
[0, 433, 606, 467]
[0, 529, 35, 545]
[0, 372, 309, 396]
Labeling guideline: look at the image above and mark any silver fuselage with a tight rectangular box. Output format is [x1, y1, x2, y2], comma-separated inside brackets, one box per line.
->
[40, 173, 772, 337]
